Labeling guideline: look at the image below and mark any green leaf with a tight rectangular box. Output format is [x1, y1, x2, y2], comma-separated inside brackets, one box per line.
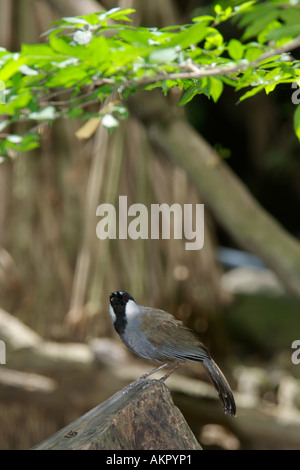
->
[117, 29, 153, 46]
[148, 47, 178, 63]
[244, 44, 263, 61]
[204, 28, 224, 49]
[109, 8, 135, 20]
[87, 36, 110, 66]
[21, 43, 60, 58]
[209, 76, 223, 102]
[233, 1, 256, 14]
[280, 8, 300, 26]
[178, 83, 200, 106]
[62, 16, 90, 25]
[239, 85, 264, 102]
[178, 77, 216, 106]
[192, 15, 214, 23]
[228, 39, 244, 60]
[46, 66, 88, 87]
[50, 34, 78, 56]
[167, 22, 209, 49]
[98, 7, 135, 22]
[69, 107, 84, 119]
[28, 106, 57, 120]
[294, 105, 300, 142]
[257, 20, 282, 44]
[0, 90, 32, 115]
[80, 13, 103, 26]
[265, 83, 276, 94]
[214, 4, 233, 24]
[267, 23, 300, 41]
[19, 64, 39, 76]
[5, 133, 40, 152]
[241, 10, 280, 40]
[214, 4, 222, 15]
[49, 32, 101, 64]
[0, 56, 28, 81]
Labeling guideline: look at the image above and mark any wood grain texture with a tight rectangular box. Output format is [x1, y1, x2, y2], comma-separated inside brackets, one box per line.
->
[32, 379, 202, 450]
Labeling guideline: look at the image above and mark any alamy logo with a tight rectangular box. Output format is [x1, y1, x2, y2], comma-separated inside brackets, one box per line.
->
[96, 196, 204, 250]
[0, 340, 5, 364]
[291, 339, 300, 364]
[291, 82, 300, 105]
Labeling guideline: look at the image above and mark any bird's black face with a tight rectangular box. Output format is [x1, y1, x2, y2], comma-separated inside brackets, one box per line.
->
[109, 291, 135, 336]
[109, 291, 135, 310]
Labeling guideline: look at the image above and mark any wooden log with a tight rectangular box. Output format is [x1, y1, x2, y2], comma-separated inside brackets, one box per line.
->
[32, 379, 202, 450]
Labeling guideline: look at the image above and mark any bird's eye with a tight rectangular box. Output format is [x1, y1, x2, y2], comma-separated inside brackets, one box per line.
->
[124, 294, 129, 302]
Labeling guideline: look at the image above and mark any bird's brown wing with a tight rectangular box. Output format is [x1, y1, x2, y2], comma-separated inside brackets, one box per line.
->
[141, 308, 236, 416]
[141, 308, 211, 362]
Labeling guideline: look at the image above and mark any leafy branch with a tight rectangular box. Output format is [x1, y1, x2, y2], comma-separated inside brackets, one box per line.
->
[121, 34, 300, 86]
[1, 2, 300, 158]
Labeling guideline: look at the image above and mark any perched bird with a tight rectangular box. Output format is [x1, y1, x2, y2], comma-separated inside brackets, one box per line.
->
[109, 290, 236, 417]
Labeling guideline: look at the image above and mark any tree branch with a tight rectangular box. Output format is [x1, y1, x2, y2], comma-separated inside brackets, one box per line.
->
[128, 35, 300, 87]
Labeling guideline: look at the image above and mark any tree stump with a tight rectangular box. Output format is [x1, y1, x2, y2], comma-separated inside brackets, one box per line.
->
[32, 378, 202, 450]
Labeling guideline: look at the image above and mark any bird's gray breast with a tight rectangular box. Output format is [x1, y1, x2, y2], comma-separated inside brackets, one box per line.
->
[121, 314, 164, 362]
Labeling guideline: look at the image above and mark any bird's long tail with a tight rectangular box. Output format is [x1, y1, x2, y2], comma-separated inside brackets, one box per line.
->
[202, 358, 236, 417]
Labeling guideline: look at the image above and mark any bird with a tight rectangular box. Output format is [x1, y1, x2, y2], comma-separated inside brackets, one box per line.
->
[109, 290, 236, 417]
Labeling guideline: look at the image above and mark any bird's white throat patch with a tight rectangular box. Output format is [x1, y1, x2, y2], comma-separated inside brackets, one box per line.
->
[109, 304, 116, 322]
[125, 299, 140, 318]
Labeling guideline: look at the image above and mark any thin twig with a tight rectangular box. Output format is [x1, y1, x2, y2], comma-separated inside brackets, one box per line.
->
[124, 36, 300, 88]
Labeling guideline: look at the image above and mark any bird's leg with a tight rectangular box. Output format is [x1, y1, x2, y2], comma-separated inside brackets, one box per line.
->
[123, 363, 171, 394]
[127, 363, 182, 393]
[138, 363, 170, 380]
[161, 362, 182, 381]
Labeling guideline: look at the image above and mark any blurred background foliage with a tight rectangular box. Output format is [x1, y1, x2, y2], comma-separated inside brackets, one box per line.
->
[1, 0, 300, 450]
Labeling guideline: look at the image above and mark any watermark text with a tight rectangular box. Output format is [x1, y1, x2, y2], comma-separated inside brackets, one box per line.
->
[0, 340, 6, 364]
[291, 340, 300, 364]
[291, 81, 300, 105]
[96, 196, 204, 250]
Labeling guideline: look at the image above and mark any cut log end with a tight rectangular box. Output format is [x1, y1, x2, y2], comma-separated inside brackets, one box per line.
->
[32, 378, 202, 450]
